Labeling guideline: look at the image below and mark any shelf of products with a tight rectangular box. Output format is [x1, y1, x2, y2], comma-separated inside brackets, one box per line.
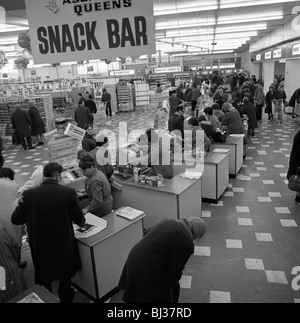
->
[134, 83, 150, 108]
[116, 81, 135, 112]
[0, 95, 55, 136]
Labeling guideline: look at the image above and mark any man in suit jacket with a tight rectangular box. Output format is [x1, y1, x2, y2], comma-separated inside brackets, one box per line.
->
[84, 94, 97, 114]
[74, 103, 94, 129]
[11, 162, 85, 303]
[11, 105, 33, 150]
[168, 106, 184, 139]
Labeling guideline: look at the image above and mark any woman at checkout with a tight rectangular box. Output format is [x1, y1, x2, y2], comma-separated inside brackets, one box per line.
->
[78, 154, 113, 217]
[131, 129, 174, 180]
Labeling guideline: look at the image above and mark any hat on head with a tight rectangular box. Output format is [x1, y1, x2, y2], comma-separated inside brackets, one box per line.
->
[187, 217, 207, 240]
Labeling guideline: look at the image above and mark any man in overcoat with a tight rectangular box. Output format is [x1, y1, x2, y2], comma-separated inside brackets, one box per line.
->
[11, 105, 33, 150]
[11, 162, 85, 303]
[118, 217, 206, 303]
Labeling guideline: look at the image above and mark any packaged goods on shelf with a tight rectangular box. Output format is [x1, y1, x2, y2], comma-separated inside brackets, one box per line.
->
[116, 82, 135, 112]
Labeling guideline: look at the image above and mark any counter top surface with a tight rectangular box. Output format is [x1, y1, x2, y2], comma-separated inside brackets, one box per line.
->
[76, 209, 145, 247]
[123, 174, 200, 195]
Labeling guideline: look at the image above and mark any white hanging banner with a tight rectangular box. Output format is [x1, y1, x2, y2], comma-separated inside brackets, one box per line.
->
[25, 0, 156, 64]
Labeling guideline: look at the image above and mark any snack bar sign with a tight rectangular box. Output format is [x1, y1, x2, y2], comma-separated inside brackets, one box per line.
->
[25, 0, 156, 64]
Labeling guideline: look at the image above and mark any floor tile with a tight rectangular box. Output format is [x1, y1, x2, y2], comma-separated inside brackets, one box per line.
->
[258, 197, 272, 203]
[226, 240, 243, 249]
[255, 233, 273, 242]
[238, 218, 253, 226]
[194, 246, 211, 257]
[280, 220, 298, 227]
[224, 192, 234, 197]
[202, 211, 211, 218]
[268, 192, 282, 198]
[210, 291, 231, 304]
[262, 180, 275, 185]
[233, 188, 245, 193]
[249, 173, 261, 178]
[236, 206, 250, 213]
[265, 271, 288, 284]
[275, 207, 290, 214]
[179, 276, 192, 289]
[245, 258, 265, 271]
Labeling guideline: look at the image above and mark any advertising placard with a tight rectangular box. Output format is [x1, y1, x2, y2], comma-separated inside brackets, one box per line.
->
[25, 0, 156, 64]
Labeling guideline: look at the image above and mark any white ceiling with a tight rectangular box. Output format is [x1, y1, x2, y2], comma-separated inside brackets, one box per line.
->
[0, 0, 299, 61]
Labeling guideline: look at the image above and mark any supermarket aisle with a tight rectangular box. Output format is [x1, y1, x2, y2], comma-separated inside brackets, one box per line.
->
[2, 108, 300, 303]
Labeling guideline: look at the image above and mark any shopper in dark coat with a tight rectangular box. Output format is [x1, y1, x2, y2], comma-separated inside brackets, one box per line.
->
[75, 103, 94, 129]
[241, 97, 258, 137]
[0, 227, 27, 303]
[287, 130, 300, 203]
[168, 106, 184, 139]
[101, 89, 112, 117]
[28, 103, 46, 145]
[11, 162, 86, 303]
[222, 103, 245, 136]
[118, 217, 206, 303]
[11, 106, 33, 150]
[0, 136, 4, 169]
[81, 124, 97, 152]
[265, 86, 276, 120]
[84, 94, 97, 114]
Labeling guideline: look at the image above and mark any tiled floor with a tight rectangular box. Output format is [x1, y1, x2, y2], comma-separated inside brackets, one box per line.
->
[2, 106, 300, 303]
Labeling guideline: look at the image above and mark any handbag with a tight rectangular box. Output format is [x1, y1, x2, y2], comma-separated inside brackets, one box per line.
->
[288, 175, 300, 192]
[213, 130, 228, 143]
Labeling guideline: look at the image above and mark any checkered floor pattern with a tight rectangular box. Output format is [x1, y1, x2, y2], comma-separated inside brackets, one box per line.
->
[3, 107, 300, 303]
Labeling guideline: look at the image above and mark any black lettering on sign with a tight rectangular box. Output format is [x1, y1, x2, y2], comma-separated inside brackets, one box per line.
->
[107, 19, 120, 48]
[36, 21, 100, 54]
[85, 21, 100, 50]
[37, 27, 49, 54]
[73, 23, 86, 50]
[107, 16, 148, 49]
[121, 18, 135, 47]
[48, 25, 62, 53]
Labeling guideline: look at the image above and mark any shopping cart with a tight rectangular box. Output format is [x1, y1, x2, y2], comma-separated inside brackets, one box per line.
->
[272, 99, 284, 125]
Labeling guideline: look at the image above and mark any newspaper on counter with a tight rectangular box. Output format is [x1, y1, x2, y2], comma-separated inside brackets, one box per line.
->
[73, 213, 107, 239]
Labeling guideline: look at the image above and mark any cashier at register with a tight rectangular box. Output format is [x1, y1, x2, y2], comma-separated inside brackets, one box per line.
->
[129, 128, 174, 179]
[78, 154, 113, 217]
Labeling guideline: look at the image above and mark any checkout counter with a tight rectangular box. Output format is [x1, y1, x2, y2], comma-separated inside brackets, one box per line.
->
[71, 209, 145, 302]
[111, 172, 202, 230]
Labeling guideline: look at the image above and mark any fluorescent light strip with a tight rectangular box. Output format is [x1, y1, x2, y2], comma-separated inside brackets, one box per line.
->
[218, 15, 283, 25]
[156, 21, 216, 30]
[154, 0, 218, 16]
[220, 0, 299, 9]
[165, 33, 256, 42]
[154, 6, 218, 16]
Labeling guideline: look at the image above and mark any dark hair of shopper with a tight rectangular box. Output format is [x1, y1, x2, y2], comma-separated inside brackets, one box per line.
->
[0, 167, 15, 181]
[204, 107, 213, 116]
[176, 106, 184, 113]
[79, 154, 96, 170]
[198, 115, 207, 123]
[43, 162, 63, 178]
[188, 117, 199, 127]
[211, 103, 220, 110]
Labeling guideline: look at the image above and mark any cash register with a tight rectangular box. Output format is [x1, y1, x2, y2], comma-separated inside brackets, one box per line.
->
[48, 126, 86, 192]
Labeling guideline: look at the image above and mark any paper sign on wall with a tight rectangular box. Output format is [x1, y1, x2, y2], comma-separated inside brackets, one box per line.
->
[25, 0, 156, 64]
